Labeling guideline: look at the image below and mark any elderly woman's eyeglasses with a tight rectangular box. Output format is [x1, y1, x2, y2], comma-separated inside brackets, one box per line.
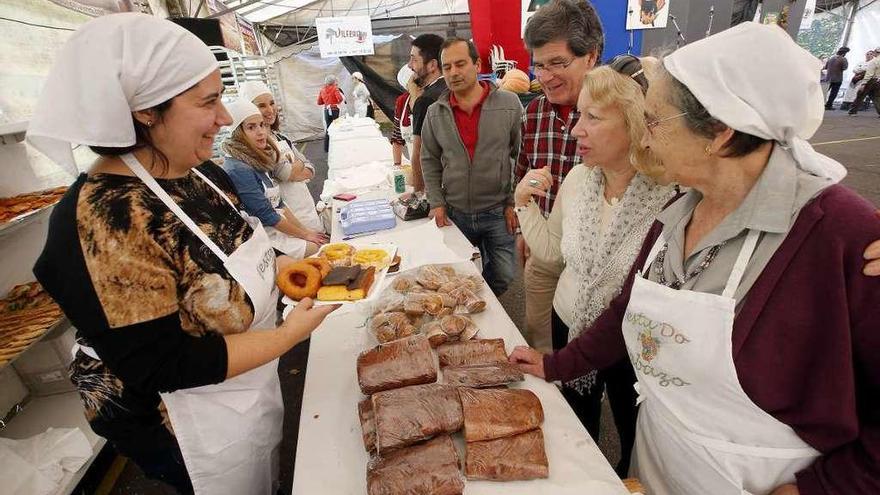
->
[645, 112, 688, 133]
[533, 58, 576, 75]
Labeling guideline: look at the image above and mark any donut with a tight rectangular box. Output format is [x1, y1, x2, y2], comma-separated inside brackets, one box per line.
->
[277, 262, 322, 300]
[303, 257, 331, 279]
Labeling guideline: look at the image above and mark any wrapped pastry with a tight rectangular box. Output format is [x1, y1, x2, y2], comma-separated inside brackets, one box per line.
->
[436, 338, 507, 367]
[357, 335, 437, 395]
[458, 388, 544, 442]
[358, 397, 376, 452]
[423, 321, 448, 348]
[372, 383, 464, 453]
[439, 314, 469, 338]
[391, 275, 416, 293]
[442, 363, 524, 388]
[370, 312, 416, 344]
[403, 293, 443, 317]
[465, 429, 549, 481]
[438, 266, 458, 278]
[367, 435, 464, 495]
[415, 265, 449, 290]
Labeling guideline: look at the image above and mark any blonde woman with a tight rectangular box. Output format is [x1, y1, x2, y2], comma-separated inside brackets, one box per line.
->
[514, 55, 674, 475]
[222, 99, 328, 258]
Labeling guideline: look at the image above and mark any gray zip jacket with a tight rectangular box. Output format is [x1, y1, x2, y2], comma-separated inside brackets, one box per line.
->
[420, 84, 522, 213]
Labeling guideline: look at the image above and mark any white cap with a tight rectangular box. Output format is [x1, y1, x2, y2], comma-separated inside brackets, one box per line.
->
[239, 80, 272, 103]
[352, 71, 364, 81]
[226, 99, 261, 130]
[397, 64, 414, 89]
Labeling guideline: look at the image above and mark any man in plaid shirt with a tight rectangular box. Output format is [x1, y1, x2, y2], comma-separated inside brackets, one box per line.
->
[514, 0, 604, 352]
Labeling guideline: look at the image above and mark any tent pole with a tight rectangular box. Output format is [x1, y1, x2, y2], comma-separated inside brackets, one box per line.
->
[840, 0, 859, 48]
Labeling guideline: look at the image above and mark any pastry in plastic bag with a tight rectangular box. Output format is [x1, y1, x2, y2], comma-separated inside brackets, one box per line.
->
[465, 428, 549, 481]
[391, 275, 416, 293]
[372, 383, 464, 452]
[459, 388, 544, 442]
[438, 315, 477, 341]
[367, 435, 464, 495]
[370, 312, 417, 344]
[436, 338, 507, 367]
[423, 321, 448, 348]
[415, 265, 449, 290]
[359, 397, 376, 452]
[442, 363, 524, 388]
[403, 292, 443, 317]
[357, 335, 437, 395]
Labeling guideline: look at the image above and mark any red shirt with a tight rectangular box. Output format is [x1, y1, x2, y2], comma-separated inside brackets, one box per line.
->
[317, 84, 343, 109]
[448, 81, 491, 161]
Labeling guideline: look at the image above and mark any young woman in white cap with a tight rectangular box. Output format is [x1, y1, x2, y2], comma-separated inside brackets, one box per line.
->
[222, 99, 328, 258]
[28, 14, 337, 494]
[238, 81, 325, 234]
[510, 22, 880, 495]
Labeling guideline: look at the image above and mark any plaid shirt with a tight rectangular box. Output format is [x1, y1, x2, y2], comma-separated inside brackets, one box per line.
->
[515, 95, 581, 218]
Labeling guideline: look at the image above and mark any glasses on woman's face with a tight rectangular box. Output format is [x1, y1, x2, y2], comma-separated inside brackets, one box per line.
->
[645, 112, 688, 135]
[533, 57, 576, 75]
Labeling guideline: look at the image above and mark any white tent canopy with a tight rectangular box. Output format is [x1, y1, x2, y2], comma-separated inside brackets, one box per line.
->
[222, 0, 470, 24]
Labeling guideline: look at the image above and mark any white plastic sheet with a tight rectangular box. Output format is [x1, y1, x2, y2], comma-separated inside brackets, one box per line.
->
[0, 427, 92, 495]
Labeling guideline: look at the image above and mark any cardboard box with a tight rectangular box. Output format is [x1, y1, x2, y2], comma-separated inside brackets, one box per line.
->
[12, 326, 77, 396]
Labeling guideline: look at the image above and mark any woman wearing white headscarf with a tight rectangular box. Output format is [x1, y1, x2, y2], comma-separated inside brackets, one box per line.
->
[510, 22, 880, 495]
[28, 14, 337, 494]
[350, 71, 372, 118]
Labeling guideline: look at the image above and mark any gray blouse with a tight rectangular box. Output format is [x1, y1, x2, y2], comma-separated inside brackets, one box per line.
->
[647, 146, 833, 311]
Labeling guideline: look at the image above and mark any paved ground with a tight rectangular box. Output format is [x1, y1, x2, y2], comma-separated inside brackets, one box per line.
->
[108, 110, 879, 494]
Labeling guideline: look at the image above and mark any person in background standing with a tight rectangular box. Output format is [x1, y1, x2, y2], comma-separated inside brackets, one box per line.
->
[239, 81, 324, 234]
[408, 33, 446, 192]
[841, 49, 875, 111]
[514, 0, 604, 352]
[390, 64, 423, 166]
[849, 46, 880, 117]
[317, 74, 344, 152]
[824, 47, 849, 110]
[350, 71, 371, 118]
[420, 38, 522, 296]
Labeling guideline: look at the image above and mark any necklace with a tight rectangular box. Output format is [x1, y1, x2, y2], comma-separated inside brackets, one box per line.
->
[653, 241, 725, 289]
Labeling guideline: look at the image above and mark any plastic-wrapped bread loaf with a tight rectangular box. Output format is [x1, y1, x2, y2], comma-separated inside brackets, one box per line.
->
[436, 338, 507, 367]
[358, 397, 376, 452]
[372, 383, 463, 453]
[458, 388, 544, 442]
[465, 429, 549, 481]
[357, 334, 437, 395]
[367, 435, 464, 495]
[442, 363, 524, 388]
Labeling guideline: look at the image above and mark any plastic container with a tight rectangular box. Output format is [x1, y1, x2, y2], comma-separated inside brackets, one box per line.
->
[339, 199, 397, 236]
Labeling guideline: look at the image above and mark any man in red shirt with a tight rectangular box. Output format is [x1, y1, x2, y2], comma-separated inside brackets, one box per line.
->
[514, 0, 603, 353]
[420, 38, 522, 295]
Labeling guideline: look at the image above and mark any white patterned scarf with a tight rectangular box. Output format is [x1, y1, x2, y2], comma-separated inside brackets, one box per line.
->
[559, 165, 676, 394]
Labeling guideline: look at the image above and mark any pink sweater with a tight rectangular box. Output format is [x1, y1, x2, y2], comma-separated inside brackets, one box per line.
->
[544, 185, 880, 494]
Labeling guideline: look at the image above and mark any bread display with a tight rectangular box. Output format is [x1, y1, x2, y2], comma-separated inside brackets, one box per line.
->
[0, 282, 65, 367]
[442, 363, 524, 389]
[366, 435, 464, 495]
[458, 388, 544, 443]
[357, 334, 437, 395]
[358, 397, 376, 452]
[0, 186, 68, 225]
[465, 428, 549, 481]
[372, 383, 463, 453]
[436, 338, 508, 367]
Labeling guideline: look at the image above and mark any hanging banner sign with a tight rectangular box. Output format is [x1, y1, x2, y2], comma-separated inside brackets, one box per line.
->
[800, 0, 817, 30]
[315, 16, 375, 58]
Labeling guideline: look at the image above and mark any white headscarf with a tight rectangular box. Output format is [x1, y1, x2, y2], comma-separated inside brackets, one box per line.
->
[226, 99, 261, 131]
[239, 81, 272, 103]
[663, 22, 846, 182]
[27, 13, 218, 174]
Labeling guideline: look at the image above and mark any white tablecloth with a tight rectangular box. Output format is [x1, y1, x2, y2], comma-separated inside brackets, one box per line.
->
[291, 129, 629, 495]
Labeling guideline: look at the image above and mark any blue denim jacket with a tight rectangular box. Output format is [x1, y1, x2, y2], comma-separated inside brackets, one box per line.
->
[222, 156, 283, 226]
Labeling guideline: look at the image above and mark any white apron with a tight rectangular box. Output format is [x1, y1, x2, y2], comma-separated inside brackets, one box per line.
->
[622, 230, 820, 495]
[121, 154, 284, 495]
[275, 138, 323, 233]
[260, 170, 308, 258]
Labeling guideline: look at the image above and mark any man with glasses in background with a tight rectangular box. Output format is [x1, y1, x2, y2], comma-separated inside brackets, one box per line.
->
[514, 0, 604, 353]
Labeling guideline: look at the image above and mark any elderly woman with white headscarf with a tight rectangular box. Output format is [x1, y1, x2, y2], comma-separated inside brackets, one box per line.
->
[510, 22, 880, 495]
[28, 14, 337, 494]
